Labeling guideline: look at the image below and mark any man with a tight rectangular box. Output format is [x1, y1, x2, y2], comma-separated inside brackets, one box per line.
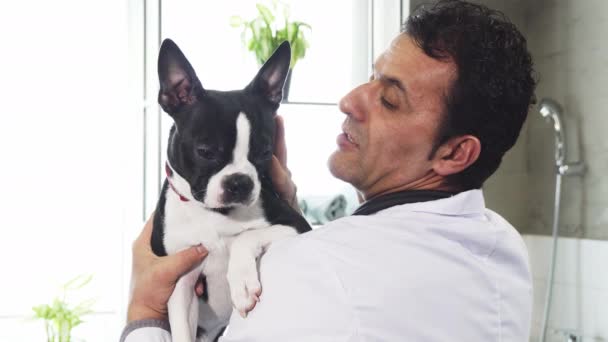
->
[122, 0, 536, 340]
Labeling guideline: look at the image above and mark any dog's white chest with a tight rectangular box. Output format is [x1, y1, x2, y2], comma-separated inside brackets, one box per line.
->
[162, 190, 270, 255]
[162, 191, 273, 340]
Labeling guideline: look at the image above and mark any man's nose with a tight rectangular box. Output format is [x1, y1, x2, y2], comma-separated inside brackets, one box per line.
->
[338, 82, 373, 122]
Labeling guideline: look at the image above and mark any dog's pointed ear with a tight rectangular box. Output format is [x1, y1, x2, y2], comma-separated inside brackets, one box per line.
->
[157, 39, 204, 115]
[247, 41, 291, 107]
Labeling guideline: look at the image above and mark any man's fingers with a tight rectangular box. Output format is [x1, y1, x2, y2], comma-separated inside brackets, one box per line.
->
[270, 156, 282, 181]
[195, 275, 205, 297]
[270, 156, 293, 192]
[274, 115, 288, 167]
[134, 213, 155, 251]
[161, 245, 208, 280]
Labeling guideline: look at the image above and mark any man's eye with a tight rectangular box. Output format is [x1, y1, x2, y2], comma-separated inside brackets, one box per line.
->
[381, 97, 397, 110]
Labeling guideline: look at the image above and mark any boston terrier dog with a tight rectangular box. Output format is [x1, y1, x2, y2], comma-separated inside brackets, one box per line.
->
[151, 39, 312, 342]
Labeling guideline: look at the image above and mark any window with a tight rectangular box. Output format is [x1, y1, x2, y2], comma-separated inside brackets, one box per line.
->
[160, 0, 370, 104]
[1, 1, 404, 341]
[0, 0, 135, 341]
[0, 0, 405, 339]
[149, 0, 404, 215]
[0, 1, 402, 341]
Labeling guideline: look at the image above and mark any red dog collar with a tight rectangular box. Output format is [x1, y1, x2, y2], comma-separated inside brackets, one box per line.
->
[165, 162, 190, 202]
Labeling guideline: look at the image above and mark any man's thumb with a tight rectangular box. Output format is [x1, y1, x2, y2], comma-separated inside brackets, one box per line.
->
[163, 245, 208, 279]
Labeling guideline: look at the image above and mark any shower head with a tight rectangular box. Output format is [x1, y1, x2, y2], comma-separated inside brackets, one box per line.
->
[538, 98, 566, 166]
[537, 98, 585, 176]
[538, 98, 563, 120]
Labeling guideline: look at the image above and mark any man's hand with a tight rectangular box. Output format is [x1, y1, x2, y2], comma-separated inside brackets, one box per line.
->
[270, 115, 300, 211]
[127, 214, 208, 322]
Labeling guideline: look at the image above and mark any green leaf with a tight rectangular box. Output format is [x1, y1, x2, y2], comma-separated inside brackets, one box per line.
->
[33, 305, 44, 316]
[229, 15, 244, 27]
[33, 304, 53, 320]
[286, 22, 296, 43]
[52, 299, 64, 312]
[231, 1, 311, 67]
[291, 40, 302, 67]
[63, 274, 92, 291]
[70, 316, 83, 328]
[281, 1, 290, 20]
[32, 275, 96, 341]
[296, 22, 312, 31]
[256, 3, 274, 27]
[72, 299, 95, 316]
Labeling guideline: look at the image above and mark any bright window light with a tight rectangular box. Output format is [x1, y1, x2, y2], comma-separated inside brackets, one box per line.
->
[159, 0, 368, 207]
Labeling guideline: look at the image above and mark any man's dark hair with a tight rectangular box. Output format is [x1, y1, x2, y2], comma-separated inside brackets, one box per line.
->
[405, 0, 536, 190]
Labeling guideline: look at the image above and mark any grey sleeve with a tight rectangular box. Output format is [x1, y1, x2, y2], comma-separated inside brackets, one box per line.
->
[119, 319, 171, 342]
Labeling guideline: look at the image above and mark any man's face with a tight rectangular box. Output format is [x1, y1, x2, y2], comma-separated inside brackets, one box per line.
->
[328, 34, 456, 199]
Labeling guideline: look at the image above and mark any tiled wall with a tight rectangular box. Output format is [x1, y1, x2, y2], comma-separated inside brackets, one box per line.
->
[524, 0, 608, 240]
[524, 235, 608, 341]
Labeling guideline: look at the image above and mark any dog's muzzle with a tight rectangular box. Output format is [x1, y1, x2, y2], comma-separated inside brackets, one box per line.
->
[221, 173, 254, 205]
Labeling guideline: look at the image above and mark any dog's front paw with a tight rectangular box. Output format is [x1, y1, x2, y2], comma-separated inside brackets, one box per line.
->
[227, 264, 262, 318]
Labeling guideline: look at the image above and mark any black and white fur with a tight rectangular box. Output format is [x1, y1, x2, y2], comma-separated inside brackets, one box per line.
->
[151, 39, 311, 342]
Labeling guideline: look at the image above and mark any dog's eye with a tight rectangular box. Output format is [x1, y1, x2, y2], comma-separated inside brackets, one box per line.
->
[196, 146, 217, 160]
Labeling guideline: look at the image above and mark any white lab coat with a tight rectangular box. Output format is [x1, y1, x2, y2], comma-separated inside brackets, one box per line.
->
[122, 190, 532, 342]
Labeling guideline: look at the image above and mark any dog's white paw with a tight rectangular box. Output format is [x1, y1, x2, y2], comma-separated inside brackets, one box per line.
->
[227, 265, 262, 318]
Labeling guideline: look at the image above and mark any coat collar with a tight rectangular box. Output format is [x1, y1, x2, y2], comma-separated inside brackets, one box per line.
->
[374, 189, 486, 217]
[352, 190, 457, 216]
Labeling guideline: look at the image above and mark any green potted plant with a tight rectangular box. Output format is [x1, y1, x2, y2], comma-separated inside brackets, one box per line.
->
[230, 0, 311, 101]
[32, 275, 95, 342]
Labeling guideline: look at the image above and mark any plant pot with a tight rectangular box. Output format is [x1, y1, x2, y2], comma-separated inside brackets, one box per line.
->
[282, 69, 292, 103]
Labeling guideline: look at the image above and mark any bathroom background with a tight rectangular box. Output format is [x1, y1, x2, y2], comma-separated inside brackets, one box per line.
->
[440, 0, 608, 340]
[0, 0, 606, 341]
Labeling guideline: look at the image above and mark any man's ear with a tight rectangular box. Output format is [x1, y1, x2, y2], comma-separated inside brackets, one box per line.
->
[431, 135, 481, 176]
[157, 39, 204, 116]
[247, 41, 291, 107]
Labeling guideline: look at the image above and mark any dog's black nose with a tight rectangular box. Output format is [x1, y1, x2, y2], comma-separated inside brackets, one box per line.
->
[222, 173, 254, 204]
